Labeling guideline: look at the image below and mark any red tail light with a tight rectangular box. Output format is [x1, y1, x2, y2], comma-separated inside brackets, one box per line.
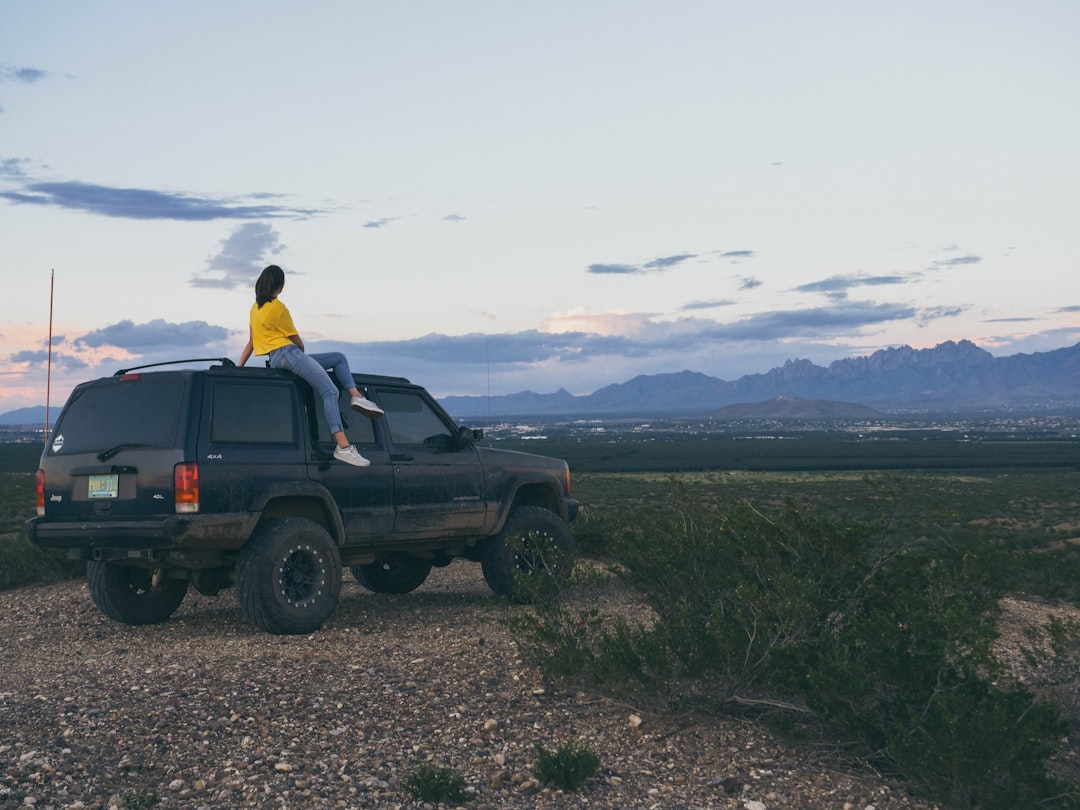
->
[35, 469, 44, 516]
[174, 463, 199, 513]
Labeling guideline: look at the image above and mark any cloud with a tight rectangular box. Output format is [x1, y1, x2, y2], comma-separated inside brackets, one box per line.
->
[443, 214, 466, 222]
[984, 326, 1080, 357]
[642, 253, 697, 270]
[0, 158, 29, 178]
[8, 348, 89, 372]
[738, 276, 763, 291]
[363, 217, 397, 229]
[75, 319, 230, 352]
[794, 273, 911, 300]
[191, 223, 284, 289]
[717, 301, 918, 341]
[719, 250, 755, 260]
[0, 65, 55, 83]
[929, 254, 982, 269]
[586, 263, 639, 275]
[297, 300, 933, 397]
[0, 180, 323, 220]
[587, 253, 698, 275]
[25, 297, 972, 402]
[681, 299, 737, 311]
[917, 305, 967, 326]
[1055, 305, 1080, 313]
[540, 309, 655, 336]
[338, 301, 922, 369]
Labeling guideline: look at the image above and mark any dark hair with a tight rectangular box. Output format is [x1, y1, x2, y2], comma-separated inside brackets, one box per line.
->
[255, 265, 285, 308]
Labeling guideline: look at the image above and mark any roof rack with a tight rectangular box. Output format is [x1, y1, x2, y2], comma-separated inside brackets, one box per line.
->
[114, 358, 236, 376]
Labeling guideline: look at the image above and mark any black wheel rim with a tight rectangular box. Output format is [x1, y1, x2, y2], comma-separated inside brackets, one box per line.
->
[278, 545, 325, 608]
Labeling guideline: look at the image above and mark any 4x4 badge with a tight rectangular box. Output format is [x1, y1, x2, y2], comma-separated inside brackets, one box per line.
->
[51, 434, 64, 454]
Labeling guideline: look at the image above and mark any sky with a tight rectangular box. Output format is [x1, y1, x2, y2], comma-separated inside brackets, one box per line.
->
[2, 1, 1079, 414]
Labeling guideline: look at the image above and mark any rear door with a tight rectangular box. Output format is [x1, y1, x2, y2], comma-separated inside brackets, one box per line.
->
[196, 376, 310, 516]
[308, 387, 395, 538]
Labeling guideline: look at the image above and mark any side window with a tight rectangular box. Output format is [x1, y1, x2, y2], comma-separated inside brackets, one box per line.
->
[314, 390, 378, 446]
[380, 391, 452, 446]
[211, 382, 296, 444]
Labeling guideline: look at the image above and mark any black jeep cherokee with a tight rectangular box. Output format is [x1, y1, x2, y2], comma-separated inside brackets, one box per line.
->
[27, 359, 578, 634]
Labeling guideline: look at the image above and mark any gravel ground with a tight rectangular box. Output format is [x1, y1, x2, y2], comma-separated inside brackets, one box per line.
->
[2, 562, 1067, 810]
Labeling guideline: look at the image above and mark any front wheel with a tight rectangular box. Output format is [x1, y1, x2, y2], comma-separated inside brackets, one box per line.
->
[236, 518, 342, 635]
[87, 561, 189, 625]
[351, 557, 433, 594]
[480, 506, 576, 602]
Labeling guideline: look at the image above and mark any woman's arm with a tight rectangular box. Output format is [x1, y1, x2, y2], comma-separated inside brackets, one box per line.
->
[288, 334, 305, 351]
[238, 327, 254, 366]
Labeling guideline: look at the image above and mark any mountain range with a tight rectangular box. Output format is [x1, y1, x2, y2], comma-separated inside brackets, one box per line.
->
[3, 340, 1079, 425]
[440, 339, 1080, 418]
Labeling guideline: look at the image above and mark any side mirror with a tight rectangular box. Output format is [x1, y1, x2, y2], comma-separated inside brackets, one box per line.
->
[452, 426, 481, 451]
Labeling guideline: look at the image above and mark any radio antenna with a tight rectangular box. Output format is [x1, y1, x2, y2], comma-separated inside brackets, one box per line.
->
[44, 269, 54, 445]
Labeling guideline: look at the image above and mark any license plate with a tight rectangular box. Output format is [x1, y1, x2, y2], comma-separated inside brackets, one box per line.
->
[88, 474, 119, 499]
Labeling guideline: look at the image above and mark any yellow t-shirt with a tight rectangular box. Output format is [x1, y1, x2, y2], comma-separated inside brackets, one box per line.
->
[249, 298, 299, 355]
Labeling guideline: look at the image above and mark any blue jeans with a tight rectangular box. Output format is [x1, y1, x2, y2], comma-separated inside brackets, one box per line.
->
[269, 345, 354, 436]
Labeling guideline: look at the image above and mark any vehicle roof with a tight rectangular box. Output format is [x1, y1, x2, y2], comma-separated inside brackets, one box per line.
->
[96, 358, 415, 388]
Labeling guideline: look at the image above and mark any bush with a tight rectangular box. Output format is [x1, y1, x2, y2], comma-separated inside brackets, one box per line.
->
[0, 534, 84, 590]
[402, 764, 469, 804]
[515, 481, 1077, 808]
[120, 789, 160, 809]
[532, 739, 601, 790]
[0, 472, 84, 590]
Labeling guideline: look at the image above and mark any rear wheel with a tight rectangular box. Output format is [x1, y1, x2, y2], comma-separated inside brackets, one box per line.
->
[87, 561, 189, 625]
[480, 506, 576, 601]
[351, 557, 433, 594]
[237, 518, 342, 635]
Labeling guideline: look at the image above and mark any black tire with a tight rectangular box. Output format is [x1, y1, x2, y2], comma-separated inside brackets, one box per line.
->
[351, 557, 433, 594]
[480, 506, 576, 601]
[87, 561, 189, 625]
[236, 518, 342, 635]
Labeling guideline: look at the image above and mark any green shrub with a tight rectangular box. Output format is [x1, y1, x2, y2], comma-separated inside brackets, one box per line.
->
[532, 739, 600, 790]
[121, 788, 160, 809]
[516, 481, 1076, 808]
[402, 764, 468, 804]
[569, 506, 615, 556]
[0, 534, 84, 590]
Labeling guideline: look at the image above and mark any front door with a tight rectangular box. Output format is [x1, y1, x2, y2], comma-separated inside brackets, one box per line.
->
[375, 389, 485, 536]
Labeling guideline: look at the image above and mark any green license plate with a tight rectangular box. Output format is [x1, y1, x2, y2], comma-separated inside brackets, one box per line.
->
[88, 474, 119, 499]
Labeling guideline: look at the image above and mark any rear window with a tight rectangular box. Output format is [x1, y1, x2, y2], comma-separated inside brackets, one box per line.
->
[51, 376, 184, 455]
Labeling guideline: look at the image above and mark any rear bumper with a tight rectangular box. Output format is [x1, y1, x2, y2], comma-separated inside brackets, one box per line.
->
[26, 513, 256, 551]
[563, 497, 579, 523]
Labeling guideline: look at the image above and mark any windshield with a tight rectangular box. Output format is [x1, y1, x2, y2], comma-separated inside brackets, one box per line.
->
[50, 376, 185, 455]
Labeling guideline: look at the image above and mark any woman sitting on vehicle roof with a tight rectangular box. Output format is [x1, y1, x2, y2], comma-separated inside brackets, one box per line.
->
[238, 264, 382, 468]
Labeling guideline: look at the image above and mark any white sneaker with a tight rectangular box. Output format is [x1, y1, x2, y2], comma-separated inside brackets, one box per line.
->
[333, 445, 371, 467]
[350, 396, 384, 418]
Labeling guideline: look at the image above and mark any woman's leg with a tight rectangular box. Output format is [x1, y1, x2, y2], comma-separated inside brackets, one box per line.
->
[310, 352, 383, 418]
[270, 346, 345, 437]
[309, 352, 356, 392]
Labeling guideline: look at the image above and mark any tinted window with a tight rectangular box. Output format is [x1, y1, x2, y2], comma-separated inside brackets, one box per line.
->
[380, 391, 451, 446]
[212, 381, 296, 444]
[52, 376, 184, 454]
[315, 390, 377, 446]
